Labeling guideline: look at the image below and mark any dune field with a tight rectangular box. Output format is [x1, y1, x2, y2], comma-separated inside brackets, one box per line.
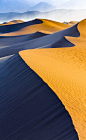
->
[0, 18, 86, 140]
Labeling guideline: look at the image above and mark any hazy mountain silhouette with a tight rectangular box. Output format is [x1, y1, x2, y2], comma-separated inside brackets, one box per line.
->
[28, 2, 56, 12]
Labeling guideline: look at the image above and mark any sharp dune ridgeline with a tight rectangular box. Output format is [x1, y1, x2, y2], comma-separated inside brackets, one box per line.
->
[0, 18, 86, 140]
[0, 19, 71, 36]
[0, 19, 78, 58]
[0, 20, 24, 26]
[19, 19, 86, 140]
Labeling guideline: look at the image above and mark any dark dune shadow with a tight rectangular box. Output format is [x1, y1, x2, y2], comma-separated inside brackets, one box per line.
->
[30, 31, 49, 39]
[0, 19, 43, 33]
[0, 54, 79, 140]
[50, 23, 80, 48]
[0, 31, 48, 48]
[0, 23, 80, 58]
[48, 37, 75, 48]
[64, 23, 80, 37]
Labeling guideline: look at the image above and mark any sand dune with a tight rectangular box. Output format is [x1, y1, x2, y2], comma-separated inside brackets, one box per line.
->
[0, 31, 48, 49]
[0, 20, 24, 26]
[0, 19, 43, 34]
[0, 19, 71, 36]
[0, 23, 79, 58]
[19, 19, 86, 140]
[68, 21, 78, 26]
[0, 54, 78, 140]
[1, 18, 86, 140]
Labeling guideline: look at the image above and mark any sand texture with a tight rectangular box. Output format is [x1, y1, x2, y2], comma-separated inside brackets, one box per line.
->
[0, 19, 71, 36]
[19, 19, 86, 140]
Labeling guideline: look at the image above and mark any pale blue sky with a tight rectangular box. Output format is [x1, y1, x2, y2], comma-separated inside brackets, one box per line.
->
[0, 0, 85, 13]
[0, 0, 69, 13]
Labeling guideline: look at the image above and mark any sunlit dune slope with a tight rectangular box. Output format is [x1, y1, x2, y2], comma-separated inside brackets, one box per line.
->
[0, 19, 71, 36]
[19, 19, 86, 140]
[68, 21, 78, 26]
[0, 20, 24, 26]
[0, 23, 79, 58]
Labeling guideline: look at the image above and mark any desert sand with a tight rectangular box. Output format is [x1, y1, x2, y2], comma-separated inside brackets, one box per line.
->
[0, 20, 78, 58]
[0, 19, 71, 36]
[19, 19, 86, 140]
[68, 21, 78, 26]
[0, 20, 24, 26]
[0, 18, 86, 140]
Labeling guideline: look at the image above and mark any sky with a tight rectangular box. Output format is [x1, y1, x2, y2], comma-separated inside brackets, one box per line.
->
[0, 0, 69, 13]
[32, 0, 69, 6]
[0, 0, 85, 13]
[0, 0, 86, 23]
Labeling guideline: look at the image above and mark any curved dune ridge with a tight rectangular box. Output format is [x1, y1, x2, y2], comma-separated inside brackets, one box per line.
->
[0, 20, 24, 26]
[0, 54, 78, 140]
[0, 19, 71, 36]
[0, 22, 79, 58]
[19, 19, 86, 140]
[0, 18, 85, 139]
[68, 21, 78, 26]
[0, 19, 43, 34]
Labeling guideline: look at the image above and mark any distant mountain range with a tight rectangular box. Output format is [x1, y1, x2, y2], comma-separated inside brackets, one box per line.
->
[0, 1, 56, 13]
[0, 9, 86, 23]
[28, 2, 56, 12]
[0, 0, 86, 13]
[0, 11, 40, 23]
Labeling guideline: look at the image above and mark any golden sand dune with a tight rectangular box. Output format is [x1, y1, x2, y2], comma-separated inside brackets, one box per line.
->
[0, 22, 79, 58]
[1, 19, 71, 36]
[19, 19, 86, 140]
[68, 21, 78, 26]
[0, 20, 24, 26]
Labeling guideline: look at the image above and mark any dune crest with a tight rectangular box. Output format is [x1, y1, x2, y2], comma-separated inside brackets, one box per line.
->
[68, 21, 78, 26]
[0, 19, 71, 36]
[0, 22, 79, 58]
[0, 54, 78, 140]
[0, 20, 24, 26]
[19, 19, 86, 140]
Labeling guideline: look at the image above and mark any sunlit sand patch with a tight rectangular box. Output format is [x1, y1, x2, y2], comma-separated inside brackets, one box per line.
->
[0, 19, 71, 36]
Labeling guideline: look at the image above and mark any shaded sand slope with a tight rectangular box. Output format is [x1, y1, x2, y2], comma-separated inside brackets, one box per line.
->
[19, 19, 86, 140]
[48, 37, 75, 48]
[0, 19, 43, 34]
[0, 55, 13, 64]
[0, 23, 79, 58]
[0, 31, 48, 49]
[0, 54, 78, 140]
[0, 20, 24, 26]
[0, 19, 71, 36]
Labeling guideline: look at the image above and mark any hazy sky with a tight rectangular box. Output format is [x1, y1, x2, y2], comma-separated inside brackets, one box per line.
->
[32, 0, 69, 6]
[1, 0, 85, 13]
[0, 0, 70, 13]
